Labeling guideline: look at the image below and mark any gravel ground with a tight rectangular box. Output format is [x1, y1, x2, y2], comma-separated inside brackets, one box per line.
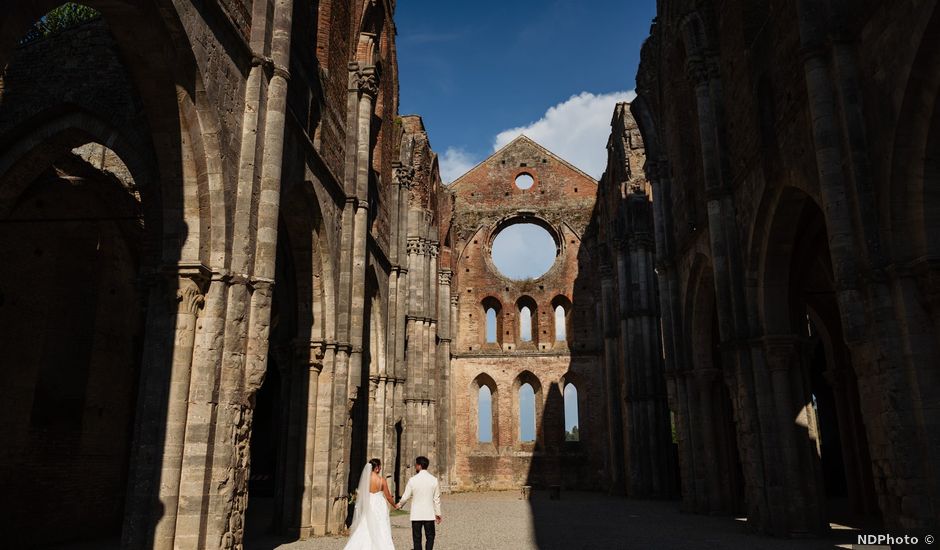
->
[247, 491, 863, 550]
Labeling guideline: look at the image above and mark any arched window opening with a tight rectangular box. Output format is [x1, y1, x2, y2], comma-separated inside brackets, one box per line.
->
[554, 305, 566, 341]
[486, 307, 497, 343]
[564, 384, 580, 442]
[520, 306, 532, 341]
[478, 386, 493, 443]
[481, 297, 502, 345]
[551, 295, 571, 346]
[519, 383, 536, 442]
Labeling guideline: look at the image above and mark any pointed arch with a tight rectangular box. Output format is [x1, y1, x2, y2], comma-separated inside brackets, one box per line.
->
[471, 373, 498, 446]
[512, 371, 543, 445]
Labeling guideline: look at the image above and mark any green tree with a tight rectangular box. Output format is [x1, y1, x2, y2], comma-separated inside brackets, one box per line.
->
[21, 3, 100, 44]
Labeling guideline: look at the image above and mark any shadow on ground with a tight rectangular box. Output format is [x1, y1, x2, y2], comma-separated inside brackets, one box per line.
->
[528, 490, 859, 550]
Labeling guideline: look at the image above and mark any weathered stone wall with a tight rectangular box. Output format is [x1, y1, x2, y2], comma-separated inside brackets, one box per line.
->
[589, 103, 677, 498]
[634, 0, 940, 535]
[0, 1, 450, 548]
[446, 136, 609, 491]
[451, 354, 604, 490]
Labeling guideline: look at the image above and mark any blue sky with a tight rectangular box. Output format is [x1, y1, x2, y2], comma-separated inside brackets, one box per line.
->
[477, 384, 579, 443]
[400, 1, 653, 442]
[396, 0, 656, 183]
[491, 224, 556, 280]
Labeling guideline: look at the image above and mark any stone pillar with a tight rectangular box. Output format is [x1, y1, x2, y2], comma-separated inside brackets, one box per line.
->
[764, 335, 813, 534]
[646, 159, 684, 502]
[402, 235, 422, 487]
[672, 372, 697, 512]
[437, 269, 453, 488]
[425, 242, 440, 465]
[448, 294, 459, 485]
[173, 273, 227, 548]
[348, 64, 378, 394]
[298, 342, 324, 537]
[309, 342, 337, 535]
[694, 368, 723, 514]
[599, 265, 625, 493]
[329, 344, 352, 529]
[684, 47, 772, 531]
[153, 272, 206, 549]
[795, 0, 938, 529]
[683, 368, 708, 513]
[122, 274, 179, 548]
[622, 184, 673, 498]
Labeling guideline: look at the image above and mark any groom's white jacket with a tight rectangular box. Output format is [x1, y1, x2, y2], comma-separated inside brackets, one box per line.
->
[398, 470, 441, 521]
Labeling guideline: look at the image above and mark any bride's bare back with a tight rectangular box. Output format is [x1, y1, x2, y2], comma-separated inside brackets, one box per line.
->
[371, 471, 396, 507]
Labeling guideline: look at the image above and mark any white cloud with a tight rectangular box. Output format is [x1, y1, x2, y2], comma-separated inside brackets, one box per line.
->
[439, 147, 478, 184]
[491, 224, 556, 280]
[493, 90, 636, 179]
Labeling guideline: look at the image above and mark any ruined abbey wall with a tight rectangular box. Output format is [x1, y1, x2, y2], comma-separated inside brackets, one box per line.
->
[445, 136, 607, 491]
[1, 0, 935, 548]
[633, 0, 940, 534]
[0, 1, 453, 547]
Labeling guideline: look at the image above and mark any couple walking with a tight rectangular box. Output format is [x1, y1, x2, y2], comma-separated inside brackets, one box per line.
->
[343, 456, 442, 550]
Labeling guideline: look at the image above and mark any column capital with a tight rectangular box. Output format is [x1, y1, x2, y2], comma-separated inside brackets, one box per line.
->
[355, 65, 380, 98]
[438, 269, 453, 286]
[406, 237, 423, 255]
[394, 165, 416, 188]
[160, 262, 211, 315]
[176, 276, 205, 315]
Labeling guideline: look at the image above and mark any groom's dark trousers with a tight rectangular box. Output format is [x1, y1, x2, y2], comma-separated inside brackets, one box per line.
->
[411, 520, 435, 550]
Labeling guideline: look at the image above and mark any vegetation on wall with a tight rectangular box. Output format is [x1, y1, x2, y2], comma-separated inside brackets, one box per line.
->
[20, 3, 101, 45]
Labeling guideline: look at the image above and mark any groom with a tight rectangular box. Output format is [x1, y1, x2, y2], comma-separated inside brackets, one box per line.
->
[396, 456, 442, 550]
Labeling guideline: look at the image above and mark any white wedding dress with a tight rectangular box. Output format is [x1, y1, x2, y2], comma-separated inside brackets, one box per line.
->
[343, 464, 395, 550]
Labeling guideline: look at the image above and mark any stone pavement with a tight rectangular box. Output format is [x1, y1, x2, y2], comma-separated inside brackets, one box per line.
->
[246, 491, 864, 550]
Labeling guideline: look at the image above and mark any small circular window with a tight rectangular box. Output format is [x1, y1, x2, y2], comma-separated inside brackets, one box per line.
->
[491, 223, 557, 280]
[514, 173, 535, 190]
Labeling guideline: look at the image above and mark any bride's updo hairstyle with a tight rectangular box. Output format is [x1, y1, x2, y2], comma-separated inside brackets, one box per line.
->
[369, 458, 381, 472]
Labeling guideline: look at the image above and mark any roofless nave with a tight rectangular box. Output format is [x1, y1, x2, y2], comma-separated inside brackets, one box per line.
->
[0, 1, 937, 548]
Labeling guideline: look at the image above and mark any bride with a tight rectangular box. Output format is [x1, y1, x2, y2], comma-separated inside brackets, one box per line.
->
[343, 458, 397, 550]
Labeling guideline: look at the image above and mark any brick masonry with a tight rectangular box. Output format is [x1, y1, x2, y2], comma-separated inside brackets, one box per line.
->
[444, 136, 609, 492]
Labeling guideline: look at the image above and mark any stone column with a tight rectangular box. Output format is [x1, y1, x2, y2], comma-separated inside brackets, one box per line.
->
[121, 274, 181, 548]
[172, 273, 227, 548]
[683, 368, 708, 513]
[616, 240, 640, 495]
[298, 342, 324, 537]
[402, 235, 422, 487]
[153, 272, 206, 549]
[329, 344, 352, 529]
[683, 46, 772, 529]
[646, 159, 684, 501]
[425, 242, 440, 465]
[348, 64, 379, 394]
[764, 335, 811, 534]
[449, 294, 459, 485]
[437, 269, 453, 488]
[599, 265, 625, 493]
[796, 0, 939, 529]
[672, 371, 697, 512]
[694, 368, 723, 514]
[309, 342, 337, 535]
